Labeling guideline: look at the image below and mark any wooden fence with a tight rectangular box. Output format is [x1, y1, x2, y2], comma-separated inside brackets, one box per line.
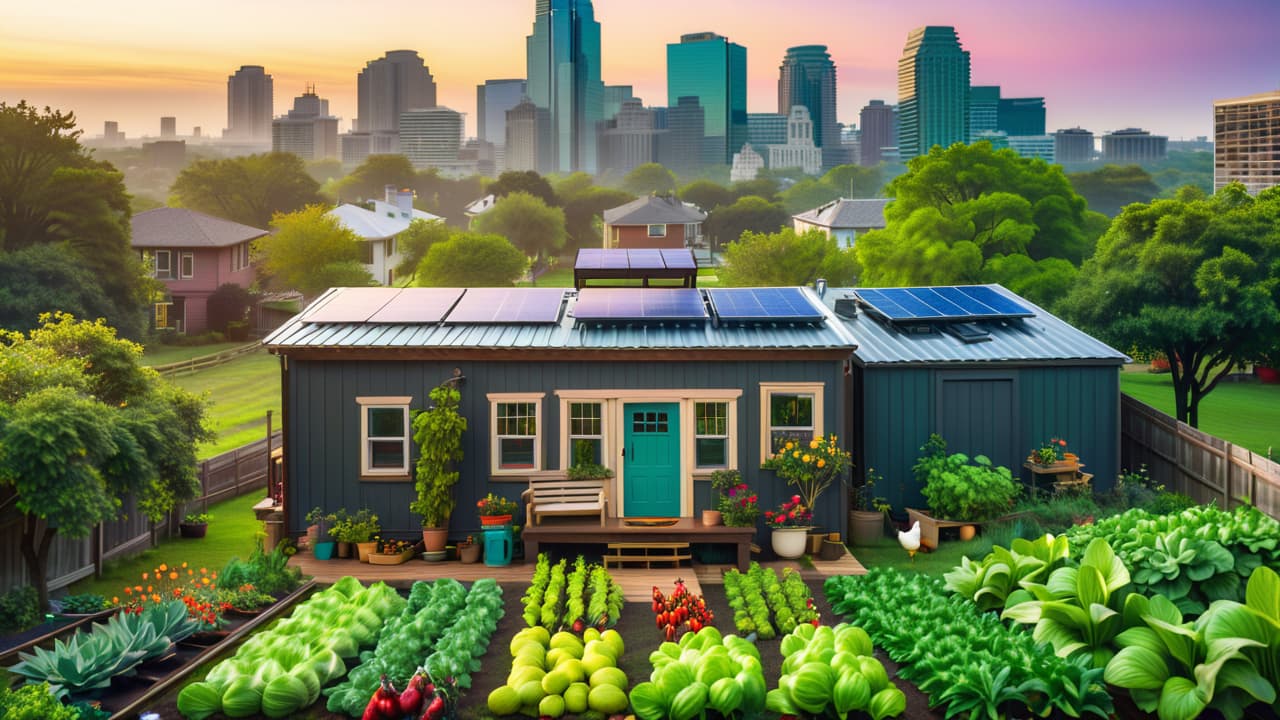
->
[0, 431, 282, 595]
[1120, 394, 1280, 518]
[151, 341, 262, 377]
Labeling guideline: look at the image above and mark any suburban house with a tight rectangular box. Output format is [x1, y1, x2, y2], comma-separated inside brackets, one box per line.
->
[792, 198, 890, 247]
[329, 185, 443, 286]
[263, 282, 1124, 551]
[602, 195, 707, 250]
[130, 207, 266, 334]
[463, 193, 497, 228]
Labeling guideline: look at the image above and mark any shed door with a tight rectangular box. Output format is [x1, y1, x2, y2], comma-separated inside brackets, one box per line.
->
[936, 374, 1018, 472]
[623, 403, 681, 517]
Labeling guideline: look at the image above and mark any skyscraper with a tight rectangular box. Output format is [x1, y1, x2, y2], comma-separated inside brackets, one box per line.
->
[225, 65, 273, 143]
[356, 50, 437, 134]
[748, 113, 787, 147]
[598, 99, 663, 176]
[272, 86, 340, 161]
[1215, 90, 1280, 193]
[160, 116, 176, 138]
[1102, 128, 1167, 164]
[897, 26, 970, 160]
[858, 100, 895, 166]
[659, 96, 707, 177]
[1054, 127, 1095, 163]
[969, 86, 1000, 141]
[778, 45, 838, 152]
[667, 32, 747, 166]
[998, 97, 1046, 136]
[506, 98, 553, 174]
[477, 79, 526, 172]
[399, 107, 463, 169]
[526, 0, 604, 174]
[604, 85, 637, 122]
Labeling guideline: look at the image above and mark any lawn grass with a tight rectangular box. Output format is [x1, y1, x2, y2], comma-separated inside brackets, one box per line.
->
[171, 349, 281, 458]
[848, 534, 995, 576]
[64, 491, 269, 600]
[518, 268, 574, 287]
[142, 341, 252, 367]
[1120, 371, 1280, 457]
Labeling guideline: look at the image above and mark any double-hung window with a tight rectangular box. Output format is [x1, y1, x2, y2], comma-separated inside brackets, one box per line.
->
[154, 250, 172, 279]
[759, 383, 824, 464]
[357, 396, 412, 478]
[490, 393, 543, 474]
[179, 252, 194, 279]
[694, 401, 729, 468]
[568, 401, 603, 465]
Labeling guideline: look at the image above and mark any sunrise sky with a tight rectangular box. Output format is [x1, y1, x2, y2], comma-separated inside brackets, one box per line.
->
[3, 0, 1277, 141]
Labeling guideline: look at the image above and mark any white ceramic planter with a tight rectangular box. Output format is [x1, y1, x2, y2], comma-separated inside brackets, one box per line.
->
[771, 526, 809, 559]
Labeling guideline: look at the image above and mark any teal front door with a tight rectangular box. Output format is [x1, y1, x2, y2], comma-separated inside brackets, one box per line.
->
[623, 402, 681, 517]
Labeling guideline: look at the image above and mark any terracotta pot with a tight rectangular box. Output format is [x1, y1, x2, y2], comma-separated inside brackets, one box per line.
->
[422, 527, 449, 553]
[336, 542, 351, 559]
[848, 510, 884, 547]
[355, 541, 377, 562]
[701, 509, 723, 526]
[958, 524, 977, 541]
[480, 514, 512, 526]
[771, 527, 809, 559]
[459, 542, 482, 563]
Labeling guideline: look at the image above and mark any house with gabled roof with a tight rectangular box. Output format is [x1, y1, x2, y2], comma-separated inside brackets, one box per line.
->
[329, 185, 443, 286]
[130, 207, 267, 333]
[792, 197, 890, 248]
[602, 194, 707, 250]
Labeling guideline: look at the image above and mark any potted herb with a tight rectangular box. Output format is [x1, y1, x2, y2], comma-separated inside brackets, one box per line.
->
[1029, 437, 1072, 467]
[709, 469, 760, 528]
[764, 496, 813, 559]
[914, 434, 1021, 533]
[330, 508, 380, 561]
[306, 507, 335, 560]
[180, 512, 211, 538]
[848, 467, 889, 546]
[410, 384, 467, 552]
[477, 493, 519, 526]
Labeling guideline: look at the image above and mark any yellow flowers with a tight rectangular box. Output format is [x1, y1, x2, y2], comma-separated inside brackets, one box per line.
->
[817, 459, 826, 468]
[802, 454, 812, 463]
[809, 439, 820, 449]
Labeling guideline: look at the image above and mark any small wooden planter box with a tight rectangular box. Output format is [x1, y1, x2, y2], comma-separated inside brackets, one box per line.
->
[604, 541, 690, 568]
[368, 548, 416, 565]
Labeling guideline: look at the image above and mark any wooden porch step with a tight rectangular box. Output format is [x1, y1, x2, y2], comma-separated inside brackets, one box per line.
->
[604, 541, 690, 569]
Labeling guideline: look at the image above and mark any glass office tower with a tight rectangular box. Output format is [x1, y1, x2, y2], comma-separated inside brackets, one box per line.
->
[897, 26, 969, 160]
[666, 32, 747, 166]
[526, 0, 603, 173]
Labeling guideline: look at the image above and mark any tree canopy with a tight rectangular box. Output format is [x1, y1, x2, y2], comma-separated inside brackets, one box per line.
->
[393, 218, 453, 281]
[0, 313, 210, 610]
[679, 179, 735, 213]
[0, 101, 147, 338]
[703, 195, 791, 248]
[255, 204, 375, 297]
[0, 244, 117, 334]
[1062, 184, 1280, 427]
[487, 170, 558, 206]
[621, 163, 678, 196]
[1067, 164, 1160, 216]
[331, 154, 417, 202]
[554, 174, 634, 251]
[171, 152, 322, 228]
[720, 228, 859, 287]
[416, 232, 527, 287]
[471, 191, 566, 266]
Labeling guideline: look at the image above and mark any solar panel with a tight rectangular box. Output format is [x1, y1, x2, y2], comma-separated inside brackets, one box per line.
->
[366, 288, 464, 323]
[660, 249, 697, 269]
[575, 248, 605, 270]
[708, 288, 826, 323]
[601, 250, 630, 269]
[854, 286, 1034, 322]
[305, 287, 398, 323]
[573, 288, 706, 322]
[627, 249, 665, 270]
[444, 288, 566, 324]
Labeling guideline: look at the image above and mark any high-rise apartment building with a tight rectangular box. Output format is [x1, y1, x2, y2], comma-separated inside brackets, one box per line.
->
[399, 107, 463, 169]
[1102, 128, 1167, 164]
[778, 45, 838, 154]
[1214, 90, 1280, 193]
[667, 32, 747, 166]
[160, 116, 176, 138]
[272, 86, 340, 161]
[969, 86, 1000, 141]
[859, 100, 895, 166]
[356, 50, 437, 134]
[999, 97, 1046, 136]
[225, 65, 273, 143]
[103, 121, 124, 146]
[1054, 127, 1094, 163]
[897, 26, 969, 160]
[526, 0, 604, 174]
[748, 113, 787, 147]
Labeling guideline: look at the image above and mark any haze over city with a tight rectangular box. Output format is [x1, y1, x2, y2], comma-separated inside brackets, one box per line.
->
[4, 0, 1277, 140]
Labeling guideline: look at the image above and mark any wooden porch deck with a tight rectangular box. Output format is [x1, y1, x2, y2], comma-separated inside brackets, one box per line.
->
[520, 516, 756, 570]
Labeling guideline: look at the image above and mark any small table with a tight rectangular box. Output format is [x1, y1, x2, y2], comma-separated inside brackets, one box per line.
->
[1023, 462, 1085, 497]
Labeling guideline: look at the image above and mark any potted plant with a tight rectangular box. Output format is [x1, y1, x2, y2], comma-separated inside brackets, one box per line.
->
[763, 434, 851, 536]
[477, 492, 519, 526]
[55, 593, 109, 617]
[306, 507, 335, 560]
[410, 384, 467, 552]
[1029, 437, 1073, 468]
[914, 434, 1021, 534]
[180, 512, 211, 538]
[848, 467, 890, 546]
[330, 508, 380, 561]
[368, 537, 417, 565]
[457, 535, 481, 563]
[710, 469, 760, 528]
[764, 495, 813, 559]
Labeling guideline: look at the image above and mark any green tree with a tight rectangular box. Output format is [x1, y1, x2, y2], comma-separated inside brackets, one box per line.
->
[621, 163, 678, 196]
[0, 102, 147, 338]
[487, 170, 558, 206]
[730, 177, 781, 202]
[780, 178, 842, 214]
[416, 169, 484, 229]
[821, 164, 886, 199]
[679, 179, 734, 212]
[0, 314, 210, 611]
[256, 204, 375, 297]
[394, 218, 453, 280]
[557, 179, 634, 251]
[416, 232, 527, 287]
[331, 154, 417, 202]
[856, 141, 1099, 291]
[720, 228, 859, 287]
[1068, 165, 1160, 216]
[1062, 184, 1280, 427]
[171, 152, 322, 228]
[703, 195, 791, 248]
[471, 191, 566, 267]
[0, 245, 117, 334]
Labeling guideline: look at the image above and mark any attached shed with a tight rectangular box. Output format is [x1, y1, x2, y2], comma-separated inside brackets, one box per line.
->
[263, 286, 856, 542]
[822, 285, 1128, 516]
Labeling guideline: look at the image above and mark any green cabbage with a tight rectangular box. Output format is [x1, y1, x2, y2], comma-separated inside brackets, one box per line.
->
[261, 674, 309, 718]
[176, 681, 222, 720]
[220, 677, 263, 718]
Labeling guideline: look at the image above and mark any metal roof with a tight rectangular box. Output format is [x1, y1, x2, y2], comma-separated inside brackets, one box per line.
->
[823, 285, 1128, 366]
[329, 201, 442, 241]
[264, 286, 857, 352]
[130, 208, 267, 249]
[602, 195, 707, 225]
[793, 198, 889, 231]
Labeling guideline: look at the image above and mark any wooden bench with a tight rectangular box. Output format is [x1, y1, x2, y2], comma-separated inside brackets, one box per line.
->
[522, 478, 609, 526]
[604, 542, 690, 568]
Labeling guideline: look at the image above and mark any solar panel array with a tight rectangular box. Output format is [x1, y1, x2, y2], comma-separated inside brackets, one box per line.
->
[573, 288, 707, 322]
[444, 288, 566, 324]
[305, 288, 463, 324]
[574, 248, 697, 271]
[708, 288, 826, 323]
[854, 286, 1034, 322]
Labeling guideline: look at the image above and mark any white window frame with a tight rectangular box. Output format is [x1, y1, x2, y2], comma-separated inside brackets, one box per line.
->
[154, 250, 172, 279]
[179, 251, 194, 279]
[693, 400, 731, 469]
[647, 224, 667, 238]
[759, 382, 825, 465]
[566, 400, 604, 466]
[489, 392, 544, 476]
[356, 396, 412, 479]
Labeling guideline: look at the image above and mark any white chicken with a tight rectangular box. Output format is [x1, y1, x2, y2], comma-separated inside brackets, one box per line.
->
[898, 520, 921, 560]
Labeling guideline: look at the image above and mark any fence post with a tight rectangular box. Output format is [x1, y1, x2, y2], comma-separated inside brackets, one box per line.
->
[1223, 441, 1234, 507]
[93, 522, 103, 580]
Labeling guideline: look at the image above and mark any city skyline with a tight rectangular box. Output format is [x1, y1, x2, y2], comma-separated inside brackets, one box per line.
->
[3, 0, 1277, 141]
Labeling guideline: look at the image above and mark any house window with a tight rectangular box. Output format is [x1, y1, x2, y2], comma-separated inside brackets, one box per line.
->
[231, 242, 251, 272]
[154, 302, 172, 330]
[154, 250, 173, 279]
[647, 224, 667, 238]
[386, 237, 396, 257]
[179, 252, 194, 279]
[489, 393, 544, 474]
[359, 242, 374, 265]
[568, 401, 602, 465]
[694, 401, 729, 468]
[356, 396, 412, 478]
[759, 383, 825, 464]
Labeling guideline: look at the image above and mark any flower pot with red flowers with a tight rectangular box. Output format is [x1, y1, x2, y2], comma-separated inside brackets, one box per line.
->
[765, 496, 813, 559]
[476, 492, 519, 527]
[709, 469, 761, 528]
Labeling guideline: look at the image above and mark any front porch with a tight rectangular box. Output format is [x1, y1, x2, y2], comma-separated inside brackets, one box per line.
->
[521, 516, 756, 570]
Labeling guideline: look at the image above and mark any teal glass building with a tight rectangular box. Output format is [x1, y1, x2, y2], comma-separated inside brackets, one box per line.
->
[778, 45, 838, 151]
[666, 32, 747, 166]
[526, 0, 603, 174]
[897, 26, 970, 160]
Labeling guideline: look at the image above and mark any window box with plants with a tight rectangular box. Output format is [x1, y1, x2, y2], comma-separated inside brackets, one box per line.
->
[179, 512, 211, 538]
[911, 434, 1021, 547]
[329, 508, 380, 561]
[410, 383, 466, 553]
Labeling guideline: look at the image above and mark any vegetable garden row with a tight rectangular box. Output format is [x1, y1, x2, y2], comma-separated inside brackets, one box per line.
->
[6, 502, 1278, 720]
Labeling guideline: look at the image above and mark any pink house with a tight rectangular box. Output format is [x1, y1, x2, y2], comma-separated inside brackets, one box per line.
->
[130, 208, 267, 334]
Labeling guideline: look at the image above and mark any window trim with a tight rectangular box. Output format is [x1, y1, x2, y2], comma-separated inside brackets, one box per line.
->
[566, 400, 604, 466]
[356, 395, 412, 480]
[154, 249, 172, 278]
[179, 251, 194, 279]
[488, 392, 545, 476]
[759, 382, 825, 466]
[693, 400, 732, 470]
[647, 224, 667, 237]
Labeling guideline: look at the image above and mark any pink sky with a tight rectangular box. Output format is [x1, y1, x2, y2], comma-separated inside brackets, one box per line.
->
[2, 0, 1276, 141]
